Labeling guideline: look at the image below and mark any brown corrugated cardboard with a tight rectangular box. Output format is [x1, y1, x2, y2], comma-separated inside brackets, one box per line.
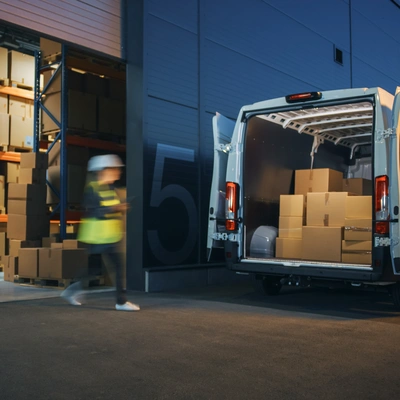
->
[0, 174, 5, 210]
[343, 178, 372, 195]
[302, 226, 343, 262]
[8, 183, 47, 215]
[345, 196, 372, 219]
[8, 199, 47, 215]
[0, 47, 8, 79]
[20, 152, 48, 170]
[0, 232, 6, 257]
[7, 214, 49, 240]
[40, 38, 61, 60]
[279, 195, 305, 217]
[342, 252, 372, 264]
[0, 113, 9, 146]
[9, 96, 34, 119]
[0, 93, 8, 114]
[9, 239, 41, 257]
[46, 165, 86, 204]
[9, 51, 35, 87]
[9, 115, 33, 148]
[295, 168, 343, 196]
[18, 248, 40, 278]
[42, 237, 57, 247]
[98, 97, 125, 136]
[3, 162, 20, 183]
[51, 243, 63, 249]
[278, 216, 303, 238]
[276, 237, 302, 259]
[84, 73, 107, 96]
[63, 239, 85, 249]
[344, 218, 372, 240]
[19, 168, 46, 185]
[306, 192, 350, 227]
[342, 240, 372, 251]
[42, 69, 84, 94]
[47, 141, 89, 167]
[39, 248, 88, 279]
[2, 256, 18, 281]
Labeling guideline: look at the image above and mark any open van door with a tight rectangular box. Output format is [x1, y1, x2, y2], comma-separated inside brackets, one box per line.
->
[390, 87, 400, 275]
[207, 113, 235, 261]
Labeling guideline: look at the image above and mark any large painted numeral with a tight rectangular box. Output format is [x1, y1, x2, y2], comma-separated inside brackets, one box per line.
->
[148, 144, 198, 264]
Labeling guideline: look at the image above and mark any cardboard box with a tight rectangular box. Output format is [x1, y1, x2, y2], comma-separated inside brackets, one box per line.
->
[98, 97, 125, 136]
[343, 178, 372, 195]
[47, 141, 89, 167]
[40, 38, 62, 60]
[0, 113, 9, 146]
[51, 243, 63, 249]
[278, 216, 303, 238]
[345, 196, 372, 219]
[19, 168, 46, 185]
[8, 199, 47, 215]
[20, 152, 48, 170]
[342, 252, 372, 264]
[2, 256, 18, 281]
[8, 182, 47, 207]
[9, 51, 35, 88]
[302, 226, 343, 262]
[0, 232, 6, 257]
[295, 168, 343, 196]
[276, 237, 302, 259]
[9, 96, 34, 119]
[306, 192, 350, 227]
[18, 248, 40, 278]
[63, 239, 85, 249]
[9, 239, 41, 257]
[342, 240, 372, 252]
[42, 237, 57, 248]
[109, 78, 126, 100]
[279, 195, 305, 217]
[344, 228, 372, 241]
[42, 69, 84, 94]
[2, 162, 20, 183]
[0, 175, 5, 210]
[42, 90, 96, 132]
[9, 115, 33, 148]
[46, 165, 87, 204]
[7, 214, 49, 240]
[0, 47, 8, 79]
[39, 248, 88, 279]
[84, 73, 107, 96]
[0, 93, 7, 114]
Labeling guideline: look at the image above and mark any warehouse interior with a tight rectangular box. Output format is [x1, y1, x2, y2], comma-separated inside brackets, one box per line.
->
[0, 21, 128, 290]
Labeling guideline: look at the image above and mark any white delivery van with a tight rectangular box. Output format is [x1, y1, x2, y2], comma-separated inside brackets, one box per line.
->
[207, 87, 400, 308]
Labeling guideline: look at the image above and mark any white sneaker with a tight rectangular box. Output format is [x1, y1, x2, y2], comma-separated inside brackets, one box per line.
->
[61, 282, 82, 306]
[115, 302, 140, 311]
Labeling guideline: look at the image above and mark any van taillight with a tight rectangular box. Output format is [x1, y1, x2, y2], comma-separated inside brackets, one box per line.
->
[285, 91, 322, 103]
[226, 182, 239, 231]
[375, 175, 389, 234]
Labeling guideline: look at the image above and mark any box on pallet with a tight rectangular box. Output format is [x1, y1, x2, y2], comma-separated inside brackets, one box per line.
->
[279, 195, 305, 217]
[47, 141, 89, 167]
[9, 51, 35, 88]
[295, 168, 343, 196]
[302, 226, 343, 262]
[278, 216, 303, 238]
[276, 237, 302, 259]
[306, 192, 350, 227]
[9, 96, 34, 119]
[20, 152, 48, 170]
[19, 168, 46, 185]
[0, 93, 8, 113]
[0, 47, 8, 79]
[39, 248, 88, 279]
[2, 162, 20, 183]
[7, 214, 49, 240]
[2, 256, 18, 281]
[0, 113, 9, 146]
[8, 183, 47, 215]
[18, 248, 40, 278]
[0, 232, 6, 258]
[0, 175, 5, 212]
[9, 239, 41, 257]
[9, 115, 33, 148]
[63, 239, 85, 249]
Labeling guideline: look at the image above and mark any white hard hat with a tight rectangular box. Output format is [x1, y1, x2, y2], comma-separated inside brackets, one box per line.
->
[87, 154, 124, 172]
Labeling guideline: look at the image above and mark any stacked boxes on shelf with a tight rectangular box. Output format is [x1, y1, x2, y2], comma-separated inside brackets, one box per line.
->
[276, 195, 304, 259]
[7, 152, 49, 278]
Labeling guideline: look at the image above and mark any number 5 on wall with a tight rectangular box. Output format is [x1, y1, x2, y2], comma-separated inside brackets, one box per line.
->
[148, 143, 198, 265]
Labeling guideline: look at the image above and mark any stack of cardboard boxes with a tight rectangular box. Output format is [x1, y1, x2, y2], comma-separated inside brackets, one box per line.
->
[276, 168, 373, 264]
[5, 152, 49, 280]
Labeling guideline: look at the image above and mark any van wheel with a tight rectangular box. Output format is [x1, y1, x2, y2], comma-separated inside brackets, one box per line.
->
[262, 276, 282, 296]
[391, 283, 400, 309]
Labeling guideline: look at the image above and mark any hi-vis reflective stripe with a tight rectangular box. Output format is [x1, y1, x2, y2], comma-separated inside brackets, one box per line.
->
[101, 199, 120, 207]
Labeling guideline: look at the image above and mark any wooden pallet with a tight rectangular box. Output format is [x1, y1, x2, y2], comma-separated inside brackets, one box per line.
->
[16, 275, 105, 289]
[10, 81, 34, 91]
[0, 145, 32, 153]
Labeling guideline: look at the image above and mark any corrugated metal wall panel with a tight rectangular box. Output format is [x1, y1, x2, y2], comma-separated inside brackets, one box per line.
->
[203, 0, 351, 92]
[0, 0, 121, 57]
[146, 15, 198, 108]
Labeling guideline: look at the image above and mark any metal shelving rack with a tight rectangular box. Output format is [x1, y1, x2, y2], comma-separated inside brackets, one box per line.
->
[34, 44, 68, 239]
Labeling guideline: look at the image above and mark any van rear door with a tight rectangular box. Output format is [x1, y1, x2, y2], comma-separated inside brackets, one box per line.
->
[207, 113, 235, 260]
[390, 87, 400, 275]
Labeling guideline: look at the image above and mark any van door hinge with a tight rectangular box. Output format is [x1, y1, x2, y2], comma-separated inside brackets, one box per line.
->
[212, 232, 238, 242]
[216, 143, 232, 153]
[377, 128, 395, 142]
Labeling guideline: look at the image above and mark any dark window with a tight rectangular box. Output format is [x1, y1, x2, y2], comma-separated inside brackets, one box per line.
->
[334, 46, 343, 65]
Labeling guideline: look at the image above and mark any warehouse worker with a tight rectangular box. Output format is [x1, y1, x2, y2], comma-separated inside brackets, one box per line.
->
[61, 154, 140, 312]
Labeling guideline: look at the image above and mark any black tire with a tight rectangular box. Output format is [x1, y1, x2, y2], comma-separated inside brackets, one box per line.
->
[262, 276, 282, 296]
[391, 283, 400, 310]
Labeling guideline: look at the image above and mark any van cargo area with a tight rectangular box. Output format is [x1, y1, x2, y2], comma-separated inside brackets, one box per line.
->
[243, 100, 373, 270]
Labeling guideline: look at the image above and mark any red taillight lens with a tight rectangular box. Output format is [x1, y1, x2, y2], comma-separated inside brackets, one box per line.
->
[226, 182, 238, 231]
[375, 175, 389, 234]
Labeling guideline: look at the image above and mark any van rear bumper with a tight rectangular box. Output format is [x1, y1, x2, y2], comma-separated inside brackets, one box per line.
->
[229, 259, 382, 282]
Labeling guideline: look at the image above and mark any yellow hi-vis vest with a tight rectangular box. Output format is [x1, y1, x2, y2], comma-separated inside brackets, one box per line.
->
[78, 182, 124, 244]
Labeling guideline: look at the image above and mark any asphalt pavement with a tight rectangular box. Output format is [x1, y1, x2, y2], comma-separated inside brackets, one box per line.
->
[1, 282, 400, 400]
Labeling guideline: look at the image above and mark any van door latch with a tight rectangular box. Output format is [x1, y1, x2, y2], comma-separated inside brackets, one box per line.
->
[216, 144, 232, 153]
[377, 128, 395, 142]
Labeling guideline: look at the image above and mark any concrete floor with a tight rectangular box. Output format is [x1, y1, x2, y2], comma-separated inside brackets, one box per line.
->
[1, 282, 400, 400]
